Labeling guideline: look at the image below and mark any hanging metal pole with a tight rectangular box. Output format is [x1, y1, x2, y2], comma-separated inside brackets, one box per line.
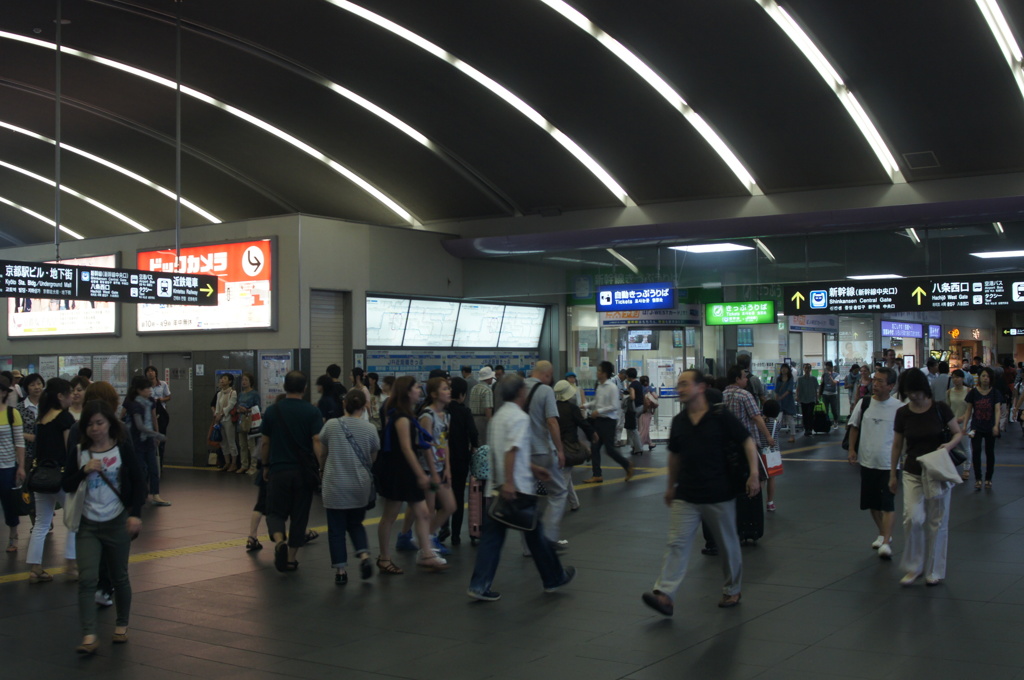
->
[54, 0, 63, 261]
[175, 0, 182, 258]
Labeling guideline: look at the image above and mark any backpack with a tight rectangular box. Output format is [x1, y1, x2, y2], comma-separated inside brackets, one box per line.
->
[470, 444, 491, 480]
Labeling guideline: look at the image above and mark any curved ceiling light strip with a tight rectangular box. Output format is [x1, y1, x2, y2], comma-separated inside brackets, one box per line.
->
[537, 0, 762, 196]
[0, 158, 148, 233]
[0, 120, 221, 224]
[754, 0, 904, 183]
[323, 0, 635, 207]
[0, 31, 418, 226]
[975, 0, 1024, 100]
[0, 194, 84, 240]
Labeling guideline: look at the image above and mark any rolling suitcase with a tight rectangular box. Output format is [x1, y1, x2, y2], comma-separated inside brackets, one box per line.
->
[468, 475, 485, 546]
[736, 490, 764, 544]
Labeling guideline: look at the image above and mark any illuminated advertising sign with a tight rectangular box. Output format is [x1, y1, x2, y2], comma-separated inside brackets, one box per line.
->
[595, 282, 676, 312]
[881, 321, 923, 338]
[7, 255, 119, 338]
[137, 239, 273, 333]
[928, 324, 942, 339]
[705, 301, 775, 325]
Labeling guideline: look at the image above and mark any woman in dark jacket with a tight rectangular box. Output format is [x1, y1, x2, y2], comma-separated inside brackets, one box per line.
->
[61, 399, 146, 655]
[554, 380, 597, 512]
[442, 377, 479, 546]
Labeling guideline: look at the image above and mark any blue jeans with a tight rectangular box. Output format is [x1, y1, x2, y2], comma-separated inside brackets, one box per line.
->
[469, 506, 567, 594]
[0, 466, 21, 528]
[138, 438, 160, 495]
[326, 507, 368, 569]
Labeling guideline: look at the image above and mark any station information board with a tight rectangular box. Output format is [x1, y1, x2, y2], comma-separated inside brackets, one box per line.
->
[1003, 328, 1024, 337]
[705, 301, 775, 325]
[596, 282, 676, 312]
[8, 254, 119, 338]
[0, 258, 217, 305]
[784, 273, 1024, 315]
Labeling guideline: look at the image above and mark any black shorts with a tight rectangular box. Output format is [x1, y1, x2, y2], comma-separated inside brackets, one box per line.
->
[860, 466, 895, 512]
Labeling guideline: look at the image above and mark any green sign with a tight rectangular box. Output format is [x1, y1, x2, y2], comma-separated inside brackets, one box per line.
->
[705, 300, 775, 325]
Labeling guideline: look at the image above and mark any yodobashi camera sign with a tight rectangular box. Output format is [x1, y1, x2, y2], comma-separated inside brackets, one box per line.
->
[595, 282, 676, 312]
[705, 301, 775, 325]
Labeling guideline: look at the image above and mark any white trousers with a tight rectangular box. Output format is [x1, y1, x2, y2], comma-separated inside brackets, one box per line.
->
[900, 472, 950, 581]
[27, 490, 76, 565]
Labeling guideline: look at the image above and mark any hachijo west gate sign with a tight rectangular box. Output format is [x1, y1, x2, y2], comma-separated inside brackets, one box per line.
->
[784, 273, 1024, 315]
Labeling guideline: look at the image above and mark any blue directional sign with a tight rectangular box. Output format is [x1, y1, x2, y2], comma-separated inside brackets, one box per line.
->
[596, 282, 676, 312]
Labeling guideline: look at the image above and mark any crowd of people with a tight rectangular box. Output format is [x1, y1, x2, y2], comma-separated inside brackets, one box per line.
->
[4, 351, 1021, 651]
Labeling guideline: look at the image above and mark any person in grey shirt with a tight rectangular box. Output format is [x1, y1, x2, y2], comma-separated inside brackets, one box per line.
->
[796, 364, 820, 436]
[523, 361, 568, 546]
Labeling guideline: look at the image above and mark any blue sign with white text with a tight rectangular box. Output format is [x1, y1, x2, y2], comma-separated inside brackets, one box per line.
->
[596, 282, 676, 312]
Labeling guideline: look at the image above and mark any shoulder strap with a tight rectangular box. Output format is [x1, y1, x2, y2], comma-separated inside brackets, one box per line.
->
[524, 382, 543, 411]
[860, 394, 872, 415]
[338, 418, 372, 472]
[7, 406, 13, 445]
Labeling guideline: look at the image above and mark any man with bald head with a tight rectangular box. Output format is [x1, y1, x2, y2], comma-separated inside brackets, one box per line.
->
[524, 361, 570, 548]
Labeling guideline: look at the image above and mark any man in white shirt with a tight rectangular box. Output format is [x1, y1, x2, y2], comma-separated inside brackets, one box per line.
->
[466, 374, 575, 601]
[584, 361, 634, 484]
[846, 367, 901, 559]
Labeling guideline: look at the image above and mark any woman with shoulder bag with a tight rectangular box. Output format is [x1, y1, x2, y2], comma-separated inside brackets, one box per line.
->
[25, 378, 77, 583]
[235, 373, 262, 475]
[0, 375, 27, 553]
[554, 380, 598, 513]
[639, 376, 658, 451]
[61, 400, 146, 655]
[889, 368, 962, 587]
[319, 389, 380, 585]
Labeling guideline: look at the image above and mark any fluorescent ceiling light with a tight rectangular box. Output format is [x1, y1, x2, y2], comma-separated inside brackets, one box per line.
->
[847, 274, 905, 280]
[0, 194, 84, 240]
[970, 250, 1024, 258]
[0, 120, 220, 224]
[905, 227, 921, 245]
[0, 31, 417, 225]
[975, 0, 1024, 101]
[538, 0, 761, 196]
[545, 256, 614, 267]
[993, 221, 1005, 235]
[606, 248, 639, 274]
[0, 159, 147, 233]
[671, 243, 754, 253]
[753, 237, 775, 261]
[324, 1, 635, 206]
[754, 0, 904, 183]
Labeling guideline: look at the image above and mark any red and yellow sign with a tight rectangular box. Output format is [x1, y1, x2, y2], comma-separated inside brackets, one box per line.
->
[136, 239, 273, 332]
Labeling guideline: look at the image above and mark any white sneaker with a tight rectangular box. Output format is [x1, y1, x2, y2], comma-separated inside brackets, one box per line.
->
[878, 543, 893, 560]
[95, 590, 113, 607]
[871, 535, 885, 549]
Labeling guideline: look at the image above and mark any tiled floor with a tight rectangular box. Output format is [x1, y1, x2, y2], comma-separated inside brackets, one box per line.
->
[4, 431, 1024, 679]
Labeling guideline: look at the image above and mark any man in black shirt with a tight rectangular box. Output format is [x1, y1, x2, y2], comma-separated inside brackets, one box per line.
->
[641, 370, 759, 616]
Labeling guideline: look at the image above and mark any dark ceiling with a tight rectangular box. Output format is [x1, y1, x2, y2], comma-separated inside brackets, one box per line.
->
[1, 0, 1023, 253]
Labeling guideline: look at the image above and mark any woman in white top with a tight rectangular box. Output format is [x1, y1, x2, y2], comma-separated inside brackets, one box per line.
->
[947, 369, 971, 480]
[0, 376, 26, 553]
[214, 374, 239, 472]
[319, 389, 380, 585]
[145, 366, 171, 468]
[61, 400, 146, 654]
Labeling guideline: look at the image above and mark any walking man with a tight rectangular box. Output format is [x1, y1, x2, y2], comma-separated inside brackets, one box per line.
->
[642, 370, 759, 616]
[584, 361, 634, 484]
[523, 361, 569, 546]
[846, 367, 900, 559]
[261, 370, 324, 573]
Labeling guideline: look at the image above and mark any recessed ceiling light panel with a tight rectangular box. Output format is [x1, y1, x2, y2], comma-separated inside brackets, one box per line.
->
[671, 243, 754, 253]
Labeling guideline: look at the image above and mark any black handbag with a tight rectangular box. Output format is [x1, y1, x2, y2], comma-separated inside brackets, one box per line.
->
[488, 492, 539, 531]
[935, 405, 967, 466]
[25, 459, 63, 494]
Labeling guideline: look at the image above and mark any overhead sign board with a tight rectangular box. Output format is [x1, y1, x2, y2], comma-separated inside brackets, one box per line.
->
[8, 254, 120, 338]
[1003, 328, 1024, 337]
[705, 301, 775, 325]
[137, 239, 272, 333]
[600, 305, 701, 326]
[0, 257, 216, 307]
[785, 273, 1024, 315]
[881, 321, 923, 338]
[596, 282, 675, 312]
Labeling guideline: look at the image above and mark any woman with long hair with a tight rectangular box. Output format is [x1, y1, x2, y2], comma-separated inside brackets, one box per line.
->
[126, 376, 169, 506]
[16, 372, 45, 463]
[889, 368, 962, 586]
[61, 400, 146, 654]
[372, 376, 448, 574]
[366, 372, 384, 432]
[351, 368, 372, 421]
[962, 366, 1003, 491]
[25, 378, 76, 583]
[0, 376, 26, 553]
[775, 364, 797, 443]
[638, 375, 658, 451]
[947, 370, 972, 480]
[145, 366, 172, 470]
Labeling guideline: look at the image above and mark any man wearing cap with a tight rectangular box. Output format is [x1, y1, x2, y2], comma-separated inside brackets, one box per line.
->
[470, 367, 496, 445]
